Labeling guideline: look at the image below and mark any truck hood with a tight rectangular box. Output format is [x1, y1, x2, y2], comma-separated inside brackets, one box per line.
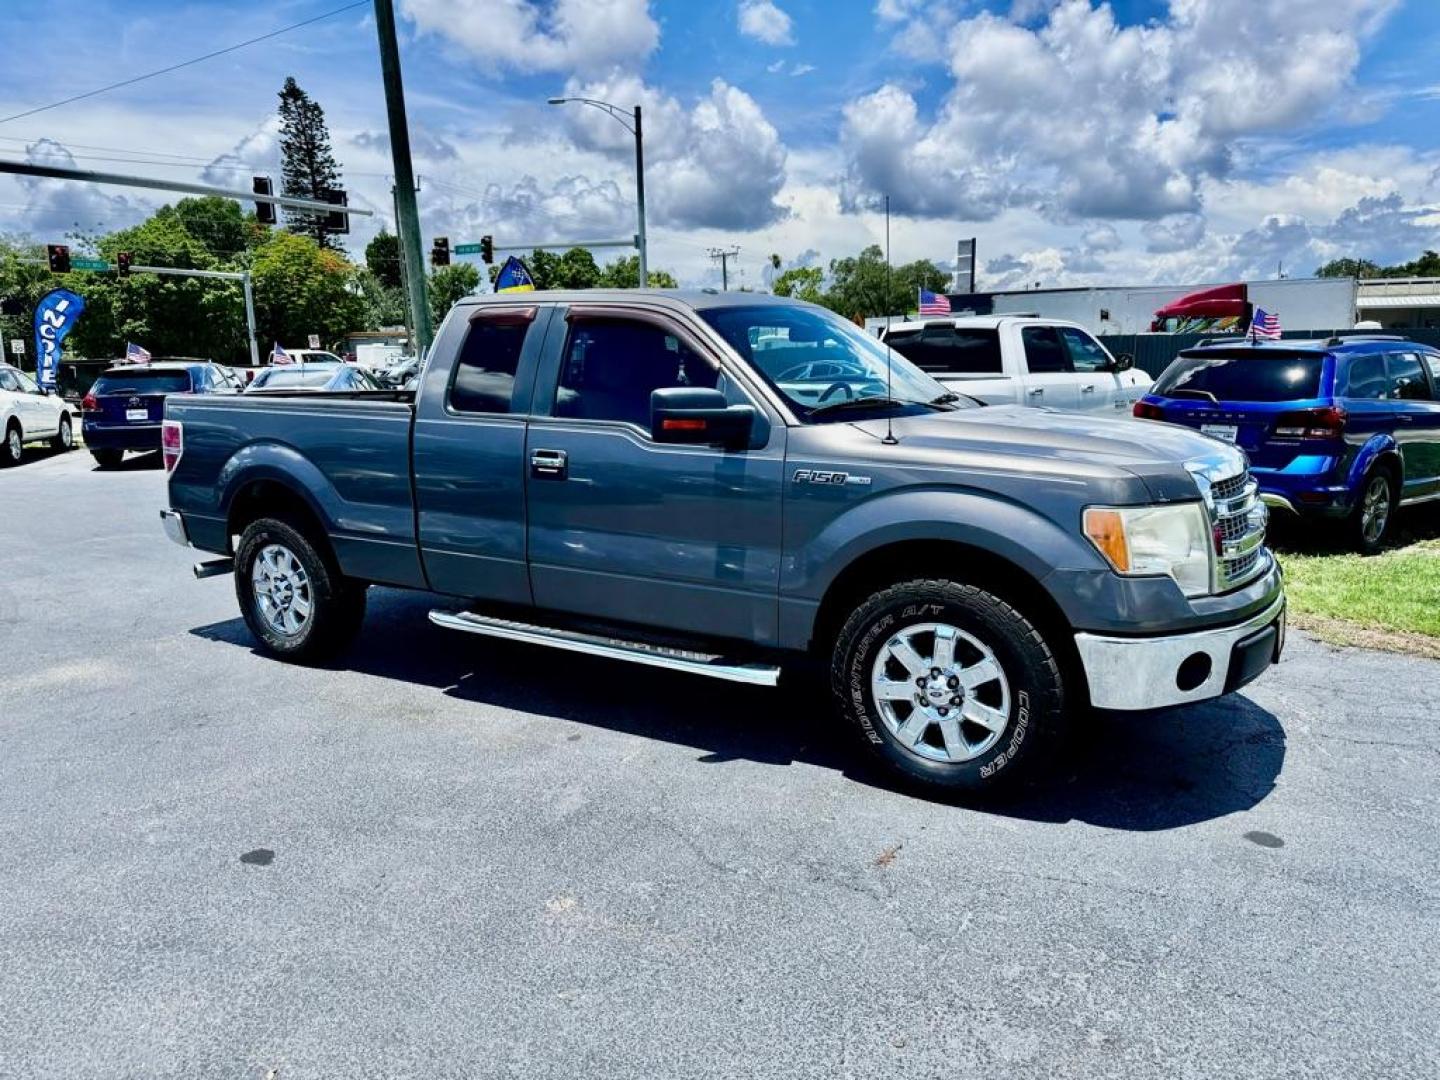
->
[847, 405, 1245, 503]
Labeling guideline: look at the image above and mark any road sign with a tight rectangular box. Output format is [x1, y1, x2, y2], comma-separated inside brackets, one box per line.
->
[9, 339, 23, 355]
[70, 257, 111, 272]
[454, 243, 483, 255]
[308, 334, 320, 349]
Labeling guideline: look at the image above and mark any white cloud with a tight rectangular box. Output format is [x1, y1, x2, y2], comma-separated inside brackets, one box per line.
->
[399, 0, 659, 75]
[739, 1, 794, 46]
[844, 0, 1401, 224]
[6, 139, 148, 240]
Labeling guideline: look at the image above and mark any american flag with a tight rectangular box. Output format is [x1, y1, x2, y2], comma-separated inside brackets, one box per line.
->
[918, 288, 951, 316]
[271, 342, 294, 365]
[1251, 308, 1281, 340]
[124, 342, 151, 365]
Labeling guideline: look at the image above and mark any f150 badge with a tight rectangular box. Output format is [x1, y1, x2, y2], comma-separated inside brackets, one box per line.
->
[793, 469, 872, 487]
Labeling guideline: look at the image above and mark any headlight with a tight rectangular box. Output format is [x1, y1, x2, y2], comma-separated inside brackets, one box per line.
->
[1083, 503, 1212, 597]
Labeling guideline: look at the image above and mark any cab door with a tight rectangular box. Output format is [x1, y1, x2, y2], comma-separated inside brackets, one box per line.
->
[1015, 325, 1080, 410]
[524, 306, 786, 645]
[413, 305, 556, 603]
[1057, 325, 1138, 413]
[1388, 350, 1440, 500]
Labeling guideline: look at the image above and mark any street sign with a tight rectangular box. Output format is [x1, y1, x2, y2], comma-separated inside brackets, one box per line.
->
[70, 257, 111, 272]
[10, 339, 23, 355]
[454, 243, 484, 255]
[308, 334, 320, 349]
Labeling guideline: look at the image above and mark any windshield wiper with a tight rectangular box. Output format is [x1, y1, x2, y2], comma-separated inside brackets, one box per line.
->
[808, 395, 929, 417]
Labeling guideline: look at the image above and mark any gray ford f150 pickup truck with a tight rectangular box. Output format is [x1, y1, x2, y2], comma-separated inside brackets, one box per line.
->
[161, 290, 1284, 794]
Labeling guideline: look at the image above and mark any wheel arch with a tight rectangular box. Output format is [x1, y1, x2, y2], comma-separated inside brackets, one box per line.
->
[225, 475, 337, 571]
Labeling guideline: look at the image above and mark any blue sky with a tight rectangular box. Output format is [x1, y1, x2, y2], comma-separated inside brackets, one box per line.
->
[1, 1, 1438, 290]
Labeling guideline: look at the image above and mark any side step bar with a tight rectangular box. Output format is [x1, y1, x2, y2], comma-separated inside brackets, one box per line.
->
[428, 609, 782, 687]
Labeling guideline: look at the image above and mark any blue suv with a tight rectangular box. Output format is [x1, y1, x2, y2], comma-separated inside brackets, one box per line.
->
[1135, 335, 1440, 552]
[81, 360, 242, 468]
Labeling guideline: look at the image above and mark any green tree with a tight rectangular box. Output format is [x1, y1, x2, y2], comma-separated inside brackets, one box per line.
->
[428, 262, 481, 325]
[365, 230, 403, 290]
[355, 269, 407, 328]
[168, 196, 258, 261]
[771, 266, 824, 303]
[555, 247, 601, 289]
[825, 245, 949, 319]
[251, 230, 364, 350]
[277, 76, 343, 249]
[598, 254, 678, 288]
[1316, 257, 1383, 279]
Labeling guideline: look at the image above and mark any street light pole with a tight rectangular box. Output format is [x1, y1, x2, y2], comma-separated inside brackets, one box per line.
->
[548, 97, 648, 288]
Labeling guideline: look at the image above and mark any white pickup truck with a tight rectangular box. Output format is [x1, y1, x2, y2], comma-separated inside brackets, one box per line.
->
[880, 316, 1151, 413]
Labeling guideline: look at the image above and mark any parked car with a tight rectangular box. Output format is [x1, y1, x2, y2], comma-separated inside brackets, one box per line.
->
[375, 356, 420, 389]
[1134, 334, 1440, 552]
[279, 349, 346, 366]
[247, 364, 380, 392]
[879, 316, 1152, 413]
[81, 360, 239, 468]
[160, 291, 1282, 796]
[0, 363, 75, 465]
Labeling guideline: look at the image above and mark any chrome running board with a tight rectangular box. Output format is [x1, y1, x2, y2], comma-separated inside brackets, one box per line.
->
[428, 609, 782, 687]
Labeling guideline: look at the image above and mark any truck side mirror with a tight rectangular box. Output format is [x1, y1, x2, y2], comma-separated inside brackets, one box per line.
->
[1112, 353, 1134, 373]
[651, 387, 755, 449]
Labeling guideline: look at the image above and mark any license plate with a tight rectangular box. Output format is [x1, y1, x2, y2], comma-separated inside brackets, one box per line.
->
[126, 408, 148, 421]
[1201, 423, 1238, 443]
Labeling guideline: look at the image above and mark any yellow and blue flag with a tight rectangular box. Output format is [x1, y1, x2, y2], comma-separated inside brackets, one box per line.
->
[495, 255, 536, 293]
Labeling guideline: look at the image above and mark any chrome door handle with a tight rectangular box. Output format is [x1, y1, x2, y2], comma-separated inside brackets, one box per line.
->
[1081, 384, 1096, 393]
[1398, 415, 1414, 423]
[1028, 387, 1044, 396]
[530, 448, 568, 479]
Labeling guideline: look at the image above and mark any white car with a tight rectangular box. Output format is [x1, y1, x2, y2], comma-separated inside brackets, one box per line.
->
[0, 363, 74, 465]
[880, 316, 1152, 413]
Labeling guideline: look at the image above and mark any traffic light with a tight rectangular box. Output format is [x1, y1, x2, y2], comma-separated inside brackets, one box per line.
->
[252, 176, 276, 225]
[323, 189, 349, 235]
[46, 244, 70, 274]
[430, 237, 450, 268]
[480, 235, 494, 264]
[116, 251, 133, 277]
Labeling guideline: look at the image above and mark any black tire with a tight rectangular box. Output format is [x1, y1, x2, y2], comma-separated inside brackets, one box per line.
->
[1349, 466, 1396, 554]
[90, 448, 123, 469]
[51, 414, 73, 452]
[831, 578, 1067, 796]
[234, 516, 367, 663]
[1, 422, 21, 466]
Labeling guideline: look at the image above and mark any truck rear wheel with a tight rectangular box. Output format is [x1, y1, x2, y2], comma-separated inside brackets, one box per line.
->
[831, 579, 1067, 795]
[235, 516, 367, 663]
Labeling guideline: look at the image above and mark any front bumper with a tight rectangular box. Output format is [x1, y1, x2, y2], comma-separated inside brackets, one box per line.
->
[160, 509, 190, 548]
[1075, 593, 1285, 711]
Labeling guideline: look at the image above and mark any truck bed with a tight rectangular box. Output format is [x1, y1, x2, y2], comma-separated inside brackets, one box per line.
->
[165, 390, 426, 589]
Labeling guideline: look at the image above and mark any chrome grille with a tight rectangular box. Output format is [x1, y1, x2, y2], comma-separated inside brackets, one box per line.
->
[1208, 468, 1267, 592]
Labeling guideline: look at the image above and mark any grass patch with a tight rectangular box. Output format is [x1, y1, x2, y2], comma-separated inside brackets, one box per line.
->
[1278, 538, 1440, 641]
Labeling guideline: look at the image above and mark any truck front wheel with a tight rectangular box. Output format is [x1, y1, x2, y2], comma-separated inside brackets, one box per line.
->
[235, 517, 367, 663]
[831, 579, 1067, 795]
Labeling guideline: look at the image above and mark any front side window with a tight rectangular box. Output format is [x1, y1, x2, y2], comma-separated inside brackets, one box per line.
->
[555, 317, 716, 428]
[449, 316, 531, 414]
[1345, 355, 1387, 400]
[1058, 327, 1111, 373]
[1388, 352, 1430, 401]
[1021, 326, 1071, 374]
[0, 369, 18, 392]
[700, 304, 963, 421]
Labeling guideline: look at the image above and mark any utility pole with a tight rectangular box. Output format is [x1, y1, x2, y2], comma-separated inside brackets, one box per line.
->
[392, 185, 416, 352]
[633, 105, 647, 288]
[708, 246, 740, 291]
[373, 0, 433, 354]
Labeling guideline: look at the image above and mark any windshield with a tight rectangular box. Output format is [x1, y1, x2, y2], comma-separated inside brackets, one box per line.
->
[252, 367, 337, 389]
[698, 304, 964, 420]
[94, 369, 192, 394]
[1156, 353, 1324, 403]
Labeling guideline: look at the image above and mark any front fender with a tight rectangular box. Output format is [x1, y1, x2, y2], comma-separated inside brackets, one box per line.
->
[786, 487, 1103, 603]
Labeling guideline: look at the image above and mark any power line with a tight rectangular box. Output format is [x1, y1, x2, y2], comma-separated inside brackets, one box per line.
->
[0, 0, 369, 127]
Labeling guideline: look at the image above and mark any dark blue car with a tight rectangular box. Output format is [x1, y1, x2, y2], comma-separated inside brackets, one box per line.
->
[82, 360, 242, 468]
[1135, 335, 1440, 551]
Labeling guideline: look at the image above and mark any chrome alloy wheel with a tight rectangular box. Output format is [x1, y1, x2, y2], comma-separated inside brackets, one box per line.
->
[870, 622, 1012, 763]
[1361, 474, 1391, 545]
[6, 427, 20, 461]
[251, 543, 312, 637]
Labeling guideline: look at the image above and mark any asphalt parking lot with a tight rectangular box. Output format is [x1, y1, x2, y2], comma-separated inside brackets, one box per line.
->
[2, 447, 1437, 1079]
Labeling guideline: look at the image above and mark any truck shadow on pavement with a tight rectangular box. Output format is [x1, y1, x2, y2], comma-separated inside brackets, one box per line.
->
[191, 587, 1286, 831]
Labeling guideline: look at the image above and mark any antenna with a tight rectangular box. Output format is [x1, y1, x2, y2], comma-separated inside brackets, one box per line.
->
[882, 194, 898, 445]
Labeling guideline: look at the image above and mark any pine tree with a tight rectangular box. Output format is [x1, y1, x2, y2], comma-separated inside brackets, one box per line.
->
[277, 76, 343, 249]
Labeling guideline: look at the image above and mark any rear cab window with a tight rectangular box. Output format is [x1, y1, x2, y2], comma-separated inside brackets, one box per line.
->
[1154, 352, 1325, 402]
[448, 308, 537, 414]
